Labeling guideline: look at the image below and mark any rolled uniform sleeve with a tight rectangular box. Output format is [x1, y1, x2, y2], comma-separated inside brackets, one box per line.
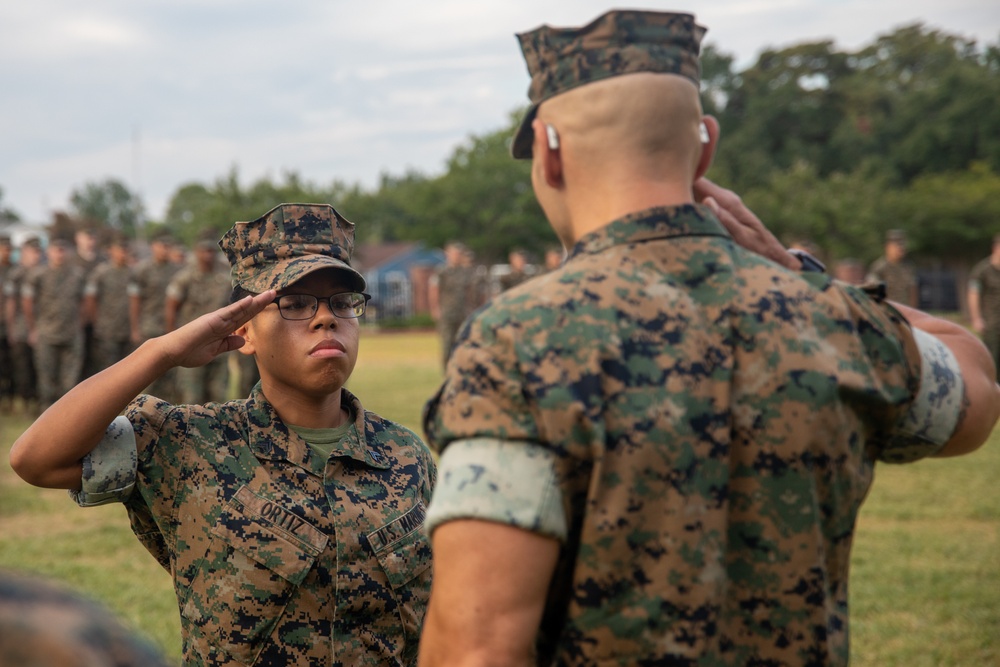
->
[878, 328, 965, 463]
[426, 438, 567, 541]
[69, 416, 138, 507]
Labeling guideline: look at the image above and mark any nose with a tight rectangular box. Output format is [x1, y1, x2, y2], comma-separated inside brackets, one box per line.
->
[311, 298, 339, 328]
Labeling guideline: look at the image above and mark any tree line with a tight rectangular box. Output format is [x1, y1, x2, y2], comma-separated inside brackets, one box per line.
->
[5, 22, 998, 266]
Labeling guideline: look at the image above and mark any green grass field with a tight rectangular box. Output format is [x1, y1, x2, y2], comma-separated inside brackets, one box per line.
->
[1, 329, 997, 664]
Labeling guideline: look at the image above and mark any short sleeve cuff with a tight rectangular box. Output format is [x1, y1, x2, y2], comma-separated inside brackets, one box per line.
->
[425, 438, 567, 541]
[879, 328, 965, 463]
[126, 284, 140, 297]
[69, 416, 138, 507]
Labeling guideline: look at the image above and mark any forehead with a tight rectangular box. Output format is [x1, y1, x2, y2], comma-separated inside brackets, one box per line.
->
[279, 268, 356, 294]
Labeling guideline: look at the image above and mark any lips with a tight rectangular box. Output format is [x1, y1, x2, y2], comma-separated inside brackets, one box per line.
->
[309, 338, 347, 358]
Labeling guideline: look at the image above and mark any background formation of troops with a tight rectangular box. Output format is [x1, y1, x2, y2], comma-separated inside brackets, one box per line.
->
[0, 227, 254, 416]
[5, 225, 998, 413]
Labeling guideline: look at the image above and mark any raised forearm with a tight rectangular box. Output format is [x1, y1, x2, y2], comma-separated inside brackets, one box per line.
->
[9, 337, 176, 489]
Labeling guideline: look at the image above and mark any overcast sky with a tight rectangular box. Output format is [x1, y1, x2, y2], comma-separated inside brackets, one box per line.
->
[2, 1, 998, 225]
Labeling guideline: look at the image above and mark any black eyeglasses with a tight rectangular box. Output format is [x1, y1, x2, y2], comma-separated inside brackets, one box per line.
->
[273, 292, 371, 320]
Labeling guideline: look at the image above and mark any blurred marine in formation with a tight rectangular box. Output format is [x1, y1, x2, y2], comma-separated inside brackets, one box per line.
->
[74, 224, 105, 380]
[165, 232, 231, 404]
[0, 235, 13, 410]
[22, 239, 85, 411]
[498, 248, 531, 292]
[3, 237, 41, 415]
[968, 233, 1000, 377]
[85, 233, 135, 370]
[430, 240, 484, 368]
[129, 230, 180, 402]
[866, 228, 918, 307]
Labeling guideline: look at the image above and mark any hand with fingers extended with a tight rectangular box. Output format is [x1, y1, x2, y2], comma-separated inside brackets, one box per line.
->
[694, 177, 802, 271]
[161, 291, 276, 369]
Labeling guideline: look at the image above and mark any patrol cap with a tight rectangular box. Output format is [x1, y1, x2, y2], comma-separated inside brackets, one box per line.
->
[511, 10, 706, 159]
[886, 229, 907, 244]
[0, 234, 11, 247]
[21, 236, 41, 250]
[219, 203, 366, 293]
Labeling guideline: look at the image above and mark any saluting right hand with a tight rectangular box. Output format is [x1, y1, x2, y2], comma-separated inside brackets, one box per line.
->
[158, 291, 275, 370]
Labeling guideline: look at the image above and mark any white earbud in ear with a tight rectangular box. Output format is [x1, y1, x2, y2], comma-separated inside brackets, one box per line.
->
[699, 122, 709, 144]
[546, 124, 560, 150]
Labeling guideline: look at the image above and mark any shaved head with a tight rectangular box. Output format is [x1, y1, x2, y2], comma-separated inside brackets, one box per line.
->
[538, 72, 705, 184]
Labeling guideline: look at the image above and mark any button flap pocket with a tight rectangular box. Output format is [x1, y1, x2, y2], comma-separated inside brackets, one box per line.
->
[212, 486, 329, 585]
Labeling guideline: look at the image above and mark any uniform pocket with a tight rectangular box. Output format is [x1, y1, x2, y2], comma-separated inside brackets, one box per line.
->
[366, 501, 433, 660]
[182, 486, 328, 664]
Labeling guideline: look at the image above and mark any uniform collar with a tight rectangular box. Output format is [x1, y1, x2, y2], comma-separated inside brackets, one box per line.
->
[567, 203, 730, 261]
[244, 385, 391, 476]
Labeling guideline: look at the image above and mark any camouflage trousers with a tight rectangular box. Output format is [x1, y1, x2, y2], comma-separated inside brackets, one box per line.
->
[0, 326, 13, 400]
[175, 355, 229, 405]
[80, 323, 100, 381]
[9, 340, 37, 402]
[982, 323, 1000, 377]
[34, 334, 84, 410]
[438, 318, 465, 370]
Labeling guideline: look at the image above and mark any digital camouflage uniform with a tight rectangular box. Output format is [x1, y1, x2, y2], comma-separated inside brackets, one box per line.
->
[24, 262, 85, 408]
[72, 203, 436, 666]
[968, 257, 1000, 375]
[86, 261, 135, 370]
[75, 249, 105, 380]
[0, 569, 171, 667]
[74, 388, 434, 666]
[865, 256, 917, 307]
[427, 22, 965, 663]
[0, 249, 13, 403]
[129, 257, 180, 340]
[3, 261, 38, 404]
[435, 264, 479, 367]
[166, 260, 232, 404]
[425, 205, 963, 666]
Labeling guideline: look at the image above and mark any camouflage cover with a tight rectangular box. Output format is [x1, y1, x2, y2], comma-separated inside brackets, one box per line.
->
[0, 569, 171, 667]
[219, 203, 367, 294]
[77, 385, 434, 666]
[512, 10, 706, 158]
[424, 204, 938, 665]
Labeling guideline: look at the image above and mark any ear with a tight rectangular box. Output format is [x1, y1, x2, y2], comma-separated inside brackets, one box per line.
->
[695, 115, 720, 180]
[531, 118, 564, 189]
[235, 323, 256, 356]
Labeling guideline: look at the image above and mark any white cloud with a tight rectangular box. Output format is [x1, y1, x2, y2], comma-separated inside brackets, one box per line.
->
[1, 0, 998, 223]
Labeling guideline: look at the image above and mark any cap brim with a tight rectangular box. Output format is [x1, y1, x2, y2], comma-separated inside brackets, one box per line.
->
[236, 255, 366, 293]
[510, 104, 539, 160]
